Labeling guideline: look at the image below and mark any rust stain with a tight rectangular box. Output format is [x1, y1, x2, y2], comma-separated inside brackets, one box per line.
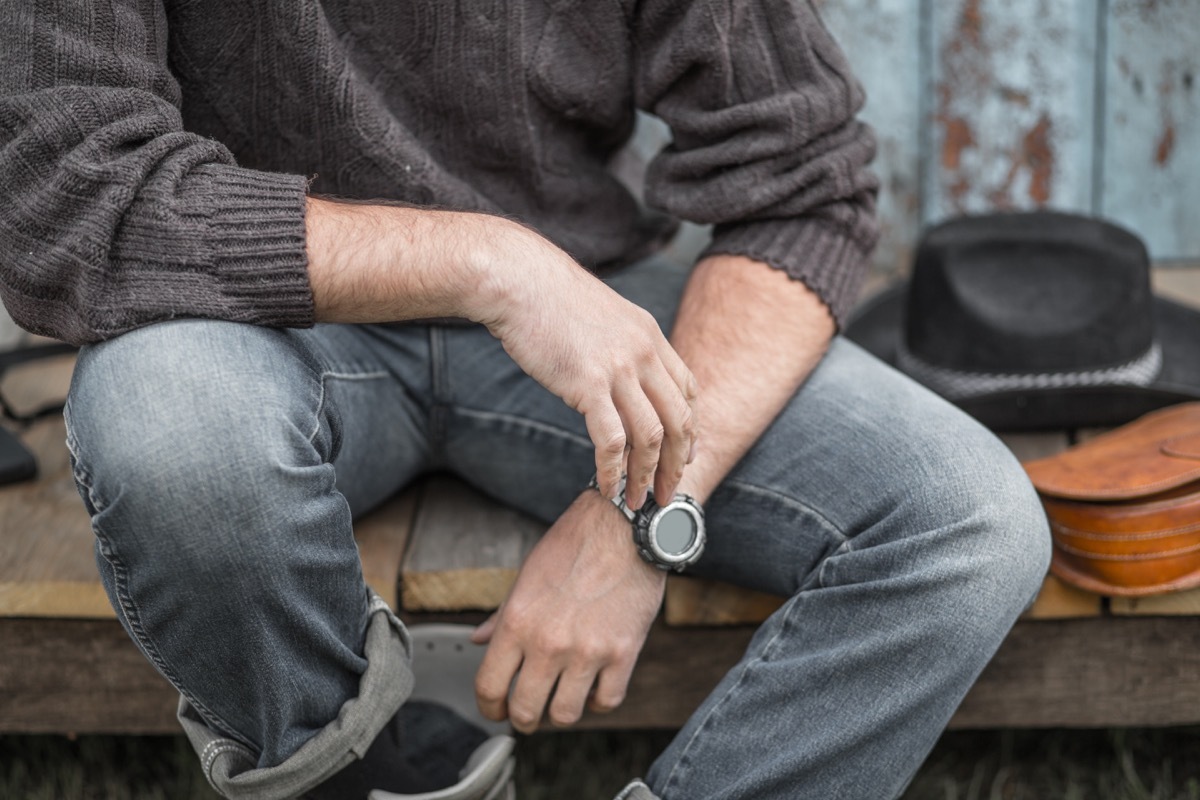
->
[1154, 63, 1178, 166]
[1155, 124, 1176, 165]
[959, 0, 984, 47]
[937, 0, 993, 211]
[940, 117, 976, 171]
[999, 86, 1031, 107]
[1022, 115, 1055, 204]
[986, 113, 1056, 208]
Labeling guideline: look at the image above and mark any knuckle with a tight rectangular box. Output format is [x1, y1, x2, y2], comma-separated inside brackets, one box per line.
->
[611, 638, 640, 665]
[576, 640, 606, 664]
[537, 632, 571, 659]
[678, 406, 696, 439]
[475, 675, 504, 703]
[600, 428, 627, 456]
[510, 708, 539, 729]
[639, 422, 664, 449]
[592, 691, 626, 713]
[549, 706, 581, 727]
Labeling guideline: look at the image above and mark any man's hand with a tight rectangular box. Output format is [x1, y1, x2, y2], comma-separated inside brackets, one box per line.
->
[305, 198, 697, 508]
[470, 490, 666, 733]
[471, 220, 697, 508]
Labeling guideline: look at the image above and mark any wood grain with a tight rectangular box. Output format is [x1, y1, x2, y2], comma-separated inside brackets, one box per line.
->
[8, 616, 1200, 733]
[951, 617, 1200, 728]
[400, 477, 545, 612]
[0, 618, 179, 734]
[1022, 574, 1102, 619]
[1111, 587, 1200, 616]
[664, 576, 785, 627]
[354, 488, 419, 609]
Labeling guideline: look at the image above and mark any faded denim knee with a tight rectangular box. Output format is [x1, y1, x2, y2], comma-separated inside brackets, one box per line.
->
[65, 319, 379, 767]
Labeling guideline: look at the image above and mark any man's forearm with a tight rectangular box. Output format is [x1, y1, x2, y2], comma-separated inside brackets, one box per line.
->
[304, 194, 697, 506]
[305, 195, 506, 324]
[672, 253, 837, 503]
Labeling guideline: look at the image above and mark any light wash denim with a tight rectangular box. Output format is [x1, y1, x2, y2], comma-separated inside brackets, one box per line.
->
[64, 257, 1050, 800]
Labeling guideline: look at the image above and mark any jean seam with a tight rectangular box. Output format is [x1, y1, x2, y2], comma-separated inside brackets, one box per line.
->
[723, 479, 848, 545]
[201, 739, 257, 775]
[659, 590, 799, 797]
[67, 436, 262, 753]
[307, 370, 391, 444]
[453, 406, 593, 450]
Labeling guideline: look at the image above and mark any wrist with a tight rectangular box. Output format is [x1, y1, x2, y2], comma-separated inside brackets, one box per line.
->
[457, 215, 534, 330]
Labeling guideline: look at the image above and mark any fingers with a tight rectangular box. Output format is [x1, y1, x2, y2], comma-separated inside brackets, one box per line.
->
[613, 382, 663, 511]
[584, 400, 626, 500]
[507, 658, 560, 734]
[639, 364, 696, 503]
[471, 611, 499, 645]
[475, 638, 522, 723]
[581, 313, 698, 507]
[548, 666, 600, 727]
[588, 658, 636, 715]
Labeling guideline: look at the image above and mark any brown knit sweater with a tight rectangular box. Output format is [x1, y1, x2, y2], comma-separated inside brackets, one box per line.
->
[0, 0, 878, 345]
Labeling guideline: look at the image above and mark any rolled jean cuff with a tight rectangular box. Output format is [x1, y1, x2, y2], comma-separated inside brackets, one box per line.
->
[178, 593, 414, 800]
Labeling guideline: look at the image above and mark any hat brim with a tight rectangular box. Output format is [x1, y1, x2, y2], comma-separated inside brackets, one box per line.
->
[845, 283, 1200, 432]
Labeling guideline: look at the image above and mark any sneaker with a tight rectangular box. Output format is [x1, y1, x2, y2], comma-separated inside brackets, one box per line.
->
[368, 735, 515, 800]
[614, 780, 660, 800]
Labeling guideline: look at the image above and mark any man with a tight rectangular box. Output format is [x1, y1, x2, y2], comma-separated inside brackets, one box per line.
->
[0, 1, 1050, 798]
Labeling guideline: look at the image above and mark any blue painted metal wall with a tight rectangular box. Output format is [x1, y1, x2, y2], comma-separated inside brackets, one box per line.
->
[816, 0, 1199, 270]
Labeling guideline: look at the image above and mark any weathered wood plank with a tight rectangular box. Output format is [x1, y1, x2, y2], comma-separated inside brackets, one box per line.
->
[1022, 574, 1102, 619]
[8, 616, 1200, 733]
[0, 618, 179, 734]
[664, 576, 785, 627]
[817, 0, 923, 275]
[354, 488, 419, 610]
[0, 410, 112, 619]
[927, 0, 1098, 221]
[951, 617, 1200, 728]
[1100, 0, 1200, 260]
[1112, 587, 1200, 617]
[400, 477, 545, 612]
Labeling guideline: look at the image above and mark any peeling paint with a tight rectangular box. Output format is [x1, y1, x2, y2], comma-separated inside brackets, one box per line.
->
[932, 0, 1088, 216]
[940, 116, 976, 171]
[1155, 123, 1176, 165]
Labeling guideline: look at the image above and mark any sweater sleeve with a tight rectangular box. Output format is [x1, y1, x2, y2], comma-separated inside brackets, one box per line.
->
[631, 0, 879, 327]
[0, 0, 313, 345]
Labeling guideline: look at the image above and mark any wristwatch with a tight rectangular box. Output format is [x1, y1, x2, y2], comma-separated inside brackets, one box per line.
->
[589, 474, 706, 572]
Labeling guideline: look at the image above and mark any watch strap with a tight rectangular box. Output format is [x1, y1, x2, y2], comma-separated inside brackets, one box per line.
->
[587, 473, 635, 521]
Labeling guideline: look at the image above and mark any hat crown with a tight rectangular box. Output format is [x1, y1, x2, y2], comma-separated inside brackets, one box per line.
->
[906, 212, 1153, 374]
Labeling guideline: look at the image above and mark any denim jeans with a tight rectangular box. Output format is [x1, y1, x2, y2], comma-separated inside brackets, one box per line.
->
[64, 257, 1050, 800]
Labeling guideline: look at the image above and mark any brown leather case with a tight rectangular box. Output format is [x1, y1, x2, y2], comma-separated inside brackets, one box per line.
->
[1024, 403, 1200, 596]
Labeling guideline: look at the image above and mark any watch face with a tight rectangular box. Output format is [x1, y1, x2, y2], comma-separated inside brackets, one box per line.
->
[655, 507, 698, 556]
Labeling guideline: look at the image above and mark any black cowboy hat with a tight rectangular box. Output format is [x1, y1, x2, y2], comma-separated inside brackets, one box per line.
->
[845, 211, 1200, 432]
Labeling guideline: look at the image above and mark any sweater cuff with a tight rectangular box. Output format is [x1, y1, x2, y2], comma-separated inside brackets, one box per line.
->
[191, 164, 315, 329]
[701, 217, 874, 330]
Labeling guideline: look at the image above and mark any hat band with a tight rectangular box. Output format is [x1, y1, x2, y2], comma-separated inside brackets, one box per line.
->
[895, 340, 1163, 401]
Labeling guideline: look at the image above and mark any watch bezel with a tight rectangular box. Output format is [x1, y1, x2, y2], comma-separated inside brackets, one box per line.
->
[636, 495, 706, 571]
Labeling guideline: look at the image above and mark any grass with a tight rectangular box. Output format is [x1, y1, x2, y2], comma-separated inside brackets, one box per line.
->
[3, 728, 1200, 799]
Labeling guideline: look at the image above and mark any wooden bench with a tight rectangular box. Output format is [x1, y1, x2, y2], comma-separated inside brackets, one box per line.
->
[6, 267, 1200, 734]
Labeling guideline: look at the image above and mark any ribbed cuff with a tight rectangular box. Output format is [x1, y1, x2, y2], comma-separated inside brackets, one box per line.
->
[189, 164, 315, 329]
[702, 217, 874, 330]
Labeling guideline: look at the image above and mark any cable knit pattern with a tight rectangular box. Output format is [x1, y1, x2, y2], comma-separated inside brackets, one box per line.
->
[0, 0, 877, 344]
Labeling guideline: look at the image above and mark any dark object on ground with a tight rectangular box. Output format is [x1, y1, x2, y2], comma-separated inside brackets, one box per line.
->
[0, 428, 36, 486]
[846, 211, 1200, 431]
